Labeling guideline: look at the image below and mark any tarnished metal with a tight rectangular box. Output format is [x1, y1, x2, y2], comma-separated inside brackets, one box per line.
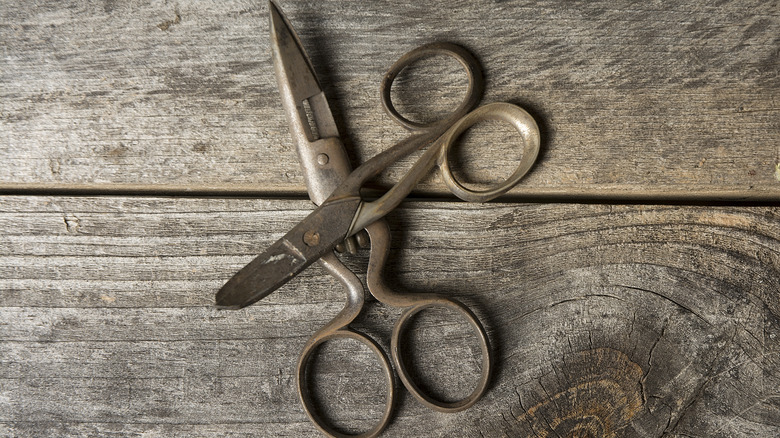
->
[347, 101, 540, 233]
[215, 195, 362, 309]
[296, 250, 395, 438]
[269, 4, 396, 436]
[269, 1, 350, 204]
[217, 2, 541, 436]
[269, 1, 366, 255]
[365, 219, 492, 412]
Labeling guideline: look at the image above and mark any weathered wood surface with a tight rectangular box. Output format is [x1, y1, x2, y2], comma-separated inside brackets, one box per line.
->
[2, 0, 779, 200]
[1, 196, 779, 437]
[2, 0, 779, 436]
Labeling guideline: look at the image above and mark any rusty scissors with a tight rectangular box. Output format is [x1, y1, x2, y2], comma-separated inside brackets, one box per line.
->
[216, 2, 540, 436]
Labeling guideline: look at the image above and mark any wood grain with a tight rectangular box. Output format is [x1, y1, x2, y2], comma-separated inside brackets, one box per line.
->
[2, 196, 778, 436]
[1, 0, 779, 200]
[2, 1, 779, 436]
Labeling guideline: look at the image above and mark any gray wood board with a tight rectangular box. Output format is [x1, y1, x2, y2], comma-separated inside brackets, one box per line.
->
[2, 1, 779, 199]
[2, 196, 779, 436]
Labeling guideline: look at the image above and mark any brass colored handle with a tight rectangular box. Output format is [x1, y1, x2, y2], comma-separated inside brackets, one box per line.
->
[296, 252, 396, 438]
[437, 102, 541, 202]
[380, 42, 483, 131]
[366, 219, 492, 413]
[391, 299, 492, 412]
[297, 329, 395, 438]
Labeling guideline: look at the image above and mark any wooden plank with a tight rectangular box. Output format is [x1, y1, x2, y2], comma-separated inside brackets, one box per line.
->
[1, 1, 779, 200]
[1, 196, 779, 436]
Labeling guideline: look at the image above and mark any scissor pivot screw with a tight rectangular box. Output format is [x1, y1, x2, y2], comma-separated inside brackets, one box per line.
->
[316, 153, 329, 166]
[303, 230, 320, 246]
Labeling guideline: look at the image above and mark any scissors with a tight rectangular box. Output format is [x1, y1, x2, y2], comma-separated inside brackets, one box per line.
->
[216, 2, 540, 436]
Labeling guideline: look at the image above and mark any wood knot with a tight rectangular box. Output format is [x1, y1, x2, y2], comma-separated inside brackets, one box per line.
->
[516, 348, 644, 438]
[157, 11, 181, 31]
[63, 214, 81, 234]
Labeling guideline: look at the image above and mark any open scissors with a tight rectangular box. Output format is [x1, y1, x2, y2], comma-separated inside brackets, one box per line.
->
[216, 2, 540, 436]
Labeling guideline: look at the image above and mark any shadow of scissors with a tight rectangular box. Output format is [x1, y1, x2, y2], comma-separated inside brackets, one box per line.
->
[216, 2, 540, 436]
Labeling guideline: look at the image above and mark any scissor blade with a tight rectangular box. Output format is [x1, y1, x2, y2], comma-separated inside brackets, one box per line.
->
[269, 1, 321, 108]
[270, 1, 351, 205]
[216, 196, 362, 309]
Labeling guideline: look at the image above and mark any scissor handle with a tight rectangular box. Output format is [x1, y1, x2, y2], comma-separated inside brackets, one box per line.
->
[365, 220, 492, 413]
[436, 102, 541, 202]
[344, 48, 539, 234]
[296, 253, 395, 438]
[391, 298, 492, 412]
[380, 42, 484, 131]
[297, 329, 395, 438]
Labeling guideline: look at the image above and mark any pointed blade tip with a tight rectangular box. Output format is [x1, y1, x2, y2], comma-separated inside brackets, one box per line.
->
[215, 279, 255, 310]
[214, 290, 242, 310]
[268, 0, 287, 34]
[215, 303, 242, 310]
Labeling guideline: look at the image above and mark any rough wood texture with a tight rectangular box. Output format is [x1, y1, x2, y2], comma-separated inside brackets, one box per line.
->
[2, 1, 779, 200]
[2, 0, 779, 436]
[2, 196, 779, 437]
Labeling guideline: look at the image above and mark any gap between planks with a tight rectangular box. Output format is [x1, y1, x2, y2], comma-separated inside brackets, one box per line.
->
[0, 182, 778, 205]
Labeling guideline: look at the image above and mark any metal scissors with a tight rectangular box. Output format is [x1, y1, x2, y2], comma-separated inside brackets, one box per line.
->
[216, 2, 540, 436]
